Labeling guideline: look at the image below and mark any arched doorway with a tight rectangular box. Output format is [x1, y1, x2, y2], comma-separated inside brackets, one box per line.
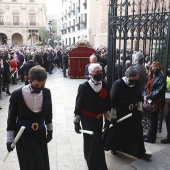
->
[28, 33, 38, 44]
[12, 33, 23, 45]
[0, 33, 7, 45]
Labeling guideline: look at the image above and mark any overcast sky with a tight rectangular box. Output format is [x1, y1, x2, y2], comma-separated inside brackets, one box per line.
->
[45, 0, 61, 14]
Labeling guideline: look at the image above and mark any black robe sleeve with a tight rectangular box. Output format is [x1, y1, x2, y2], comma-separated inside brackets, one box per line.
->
[7, 90, 19, 131]
[43, 88, 53, 124]
[74, 84, 86, 116]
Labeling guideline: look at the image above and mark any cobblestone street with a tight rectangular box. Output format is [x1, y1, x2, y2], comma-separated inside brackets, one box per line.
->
[0, 67, 169, 170]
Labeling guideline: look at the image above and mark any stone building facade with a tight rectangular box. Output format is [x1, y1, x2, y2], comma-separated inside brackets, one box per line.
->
[60, 0, 99, 47]
[94, 0, 109, 48]
[0, 0, 47, 45]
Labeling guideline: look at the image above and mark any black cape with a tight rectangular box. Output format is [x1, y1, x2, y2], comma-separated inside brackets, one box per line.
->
[103, 79, 146, 158]
[7, 87, 52, 170]
[74, 81, 111, 170]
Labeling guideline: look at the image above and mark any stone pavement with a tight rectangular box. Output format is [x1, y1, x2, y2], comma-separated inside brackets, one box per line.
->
[0, 67, 170, 170]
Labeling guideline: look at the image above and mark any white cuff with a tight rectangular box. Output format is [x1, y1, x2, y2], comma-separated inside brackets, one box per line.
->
[46, 123, 53, 131]
[105, 108, 117, 121]
[7, 131, 15, 143]
[73, 115, 81, 123]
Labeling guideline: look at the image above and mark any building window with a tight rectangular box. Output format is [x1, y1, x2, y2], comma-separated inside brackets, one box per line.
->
[0, 13, 4, 25]
[73, 37, 75, 44]
[29, 14, 36, 26]
[30, 0, 34, 2]
[69, 38, 71, 45]
[12, 0, 17, 2]
[13, 13, 19, 25]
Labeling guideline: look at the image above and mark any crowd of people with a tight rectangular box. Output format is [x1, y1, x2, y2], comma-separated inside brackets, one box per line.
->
[1, 43, 170, 170]
[0, 45, 70, 102]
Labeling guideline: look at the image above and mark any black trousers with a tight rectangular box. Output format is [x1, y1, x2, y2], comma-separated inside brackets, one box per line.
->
[166, 105, 170, 139]
[146, 110, 159, 142]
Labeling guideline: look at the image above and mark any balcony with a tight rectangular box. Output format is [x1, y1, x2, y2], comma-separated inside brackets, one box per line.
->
[72, 9, 75, 15]
[76, 23, 80, 30]
[81, 20, 86, 25]
[77, 6, 80, 12]
[13, 22, 19, 25]
[82, 0, 87, 6]
[30, 22, 36, 26]
[0, 22, 40, 27]
[71, 25, 75, 31]
[67, 26, 71, 32]
[61, 28, 67, 34]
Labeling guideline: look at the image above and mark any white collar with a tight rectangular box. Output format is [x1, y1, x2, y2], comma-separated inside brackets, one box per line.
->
[122, 76, 135, 87]
[88, 79, 102, 92]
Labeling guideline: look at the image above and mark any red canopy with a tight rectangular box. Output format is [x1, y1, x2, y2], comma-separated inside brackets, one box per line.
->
[68, 47, 96, 78]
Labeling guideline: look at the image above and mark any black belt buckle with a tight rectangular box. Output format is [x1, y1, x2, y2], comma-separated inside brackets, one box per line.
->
[31, 122, 39, 131]
[97, 114, 103, 119]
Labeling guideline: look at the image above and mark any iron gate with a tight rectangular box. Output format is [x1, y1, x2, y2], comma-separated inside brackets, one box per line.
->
[107, 0, 170, 87]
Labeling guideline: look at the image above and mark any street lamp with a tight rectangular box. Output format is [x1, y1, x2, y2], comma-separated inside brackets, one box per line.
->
[48, 19, 54, 47]
[48, 19, 53, 39]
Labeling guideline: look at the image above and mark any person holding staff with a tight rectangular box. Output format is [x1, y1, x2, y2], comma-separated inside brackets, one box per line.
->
[74, 63, 112, 170]
[106, 66, 151, 159]
[6, 65, 53, 170]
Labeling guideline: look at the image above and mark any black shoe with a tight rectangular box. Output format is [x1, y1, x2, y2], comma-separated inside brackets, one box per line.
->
[161, 138, 170, 144]
[143, 135, 147, 138]
[144, 138, 155, 143]
[110, 150, 117, 155]
[0, 106, 2, 110]
[138, 153, 152, 160]
[6, 91, 11, 95]
[2, 87, 6, 92]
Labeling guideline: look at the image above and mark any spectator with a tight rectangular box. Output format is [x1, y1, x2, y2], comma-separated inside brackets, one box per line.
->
[144, 62, 165, 143]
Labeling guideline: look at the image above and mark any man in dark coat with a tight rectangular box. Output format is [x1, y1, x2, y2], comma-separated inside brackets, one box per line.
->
[47, 49, 55, 74]
[133, 51, 147, 95]
[19, 54, 39, 85]
[84, 54, 104, 80]
[6, 66, 53, 170]
[15, 49, 25, 82]
[105, 66, 152, 159]
[74, 63, 111, 170]
[56, 48, 62, 68]
[62, 50, 68, 77]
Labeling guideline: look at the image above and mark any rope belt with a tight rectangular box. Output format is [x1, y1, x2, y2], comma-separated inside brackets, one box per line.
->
[81, 110, 104, 119]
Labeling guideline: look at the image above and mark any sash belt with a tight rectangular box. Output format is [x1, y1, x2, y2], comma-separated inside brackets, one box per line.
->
[81, 110, 103, 119]
[17, 118, 45, 131]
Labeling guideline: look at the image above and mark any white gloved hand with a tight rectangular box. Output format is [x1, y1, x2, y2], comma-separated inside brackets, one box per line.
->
[137, 102, 143, 112]
[104, 108, 117, 121]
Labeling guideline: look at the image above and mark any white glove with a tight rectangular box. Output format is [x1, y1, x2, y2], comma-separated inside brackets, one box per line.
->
[137, 102, 143, 112]
[104, 108, 117, 121]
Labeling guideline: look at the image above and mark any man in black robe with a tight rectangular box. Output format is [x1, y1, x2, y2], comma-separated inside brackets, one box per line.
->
[105, 66, 151, 159]
[74, 63, 111, 170]
[6, 65, 53, 170]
